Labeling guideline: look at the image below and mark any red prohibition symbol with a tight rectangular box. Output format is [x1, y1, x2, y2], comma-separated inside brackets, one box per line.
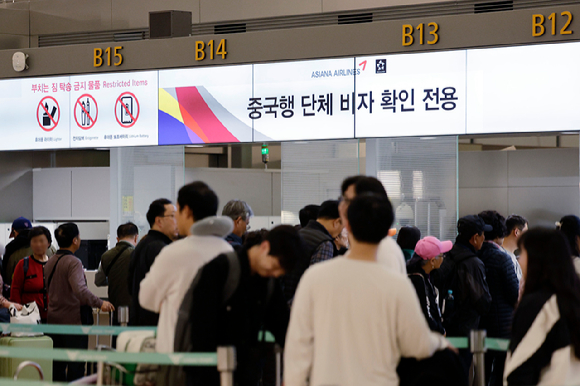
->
[74, 94, 98, 130]
[37, 96, 60, 132]
[115, 92, 140, 128]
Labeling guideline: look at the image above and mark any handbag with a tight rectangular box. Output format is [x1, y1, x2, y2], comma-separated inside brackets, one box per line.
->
[9, 301, 42, 337]
[9, 301, 41, 324]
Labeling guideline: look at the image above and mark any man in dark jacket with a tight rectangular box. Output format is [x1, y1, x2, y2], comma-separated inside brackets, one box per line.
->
[282, 200, 343, 304]
[186, 225, 304, 386]
[478, 210, 519, 386]
[95, 222, 139, 328]
[433, 215, 492, 373]
[128, 199, 177, 326]
[2, 217, 33, 286]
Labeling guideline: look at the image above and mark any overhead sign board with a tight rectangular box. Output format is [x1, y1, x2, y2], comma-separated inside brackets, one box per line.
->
[355, 50, 466, 138]
[158, 65, 253, 145]
[466, 42, 580, 134]
[253, 58, 356, 141]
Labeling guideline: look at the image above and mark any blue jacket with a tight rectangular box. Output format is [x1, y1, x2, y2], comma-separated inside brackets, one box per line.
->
[478, 242, 519, 338]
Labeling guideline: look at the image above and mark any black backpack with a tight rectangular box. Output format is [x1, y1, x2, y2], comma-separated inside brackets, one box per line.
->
[165, 251, 274, 385]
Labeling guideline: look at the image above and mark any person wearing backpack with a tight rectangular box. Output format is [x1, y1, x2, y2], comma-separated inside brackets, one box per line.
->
[10, 226, 52, 323]
[95, 222, 139, 328]
[139, 182, 234, 354]
[180, 225, 303, 386]
[432, 215, 492, 376]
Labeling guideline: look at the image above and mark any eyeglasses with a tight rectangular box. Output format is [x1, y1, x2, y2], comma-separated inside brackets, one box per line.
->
[162, 213, 176, 219]
[338, 196, 353, 205]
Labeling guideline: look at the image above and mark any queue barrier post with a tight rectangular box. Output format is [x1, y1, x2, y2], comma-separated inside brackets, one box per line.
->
[274, 343, 282, 386]
[217, 346, 237, 386]
[118, 306, 129, 327]
[470, 330, 487, 386]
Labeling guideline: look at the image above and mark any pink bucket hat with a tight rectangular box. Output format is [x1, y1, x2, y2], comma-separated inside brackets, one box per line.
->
[414, 236, 453, 260]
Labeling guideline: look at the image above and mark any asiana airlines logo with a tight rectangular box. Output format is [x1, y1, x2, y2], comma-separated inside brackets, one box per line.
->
[311, 68, 361, 78]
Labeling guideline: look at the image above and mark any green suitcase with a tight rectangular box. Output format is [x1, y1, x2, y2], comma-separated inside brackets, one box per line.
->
[0, 335, 53, 381]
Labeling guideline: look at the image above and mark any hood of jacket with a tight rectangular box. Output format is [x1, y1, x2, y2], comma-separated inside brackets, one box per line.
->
[190, 216, 234, 238]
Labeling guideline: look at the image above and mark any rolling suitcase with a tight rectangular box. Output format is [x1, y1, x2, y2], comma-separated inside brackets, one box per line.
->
[116, 330, 157, 386]
[0, 335, 53, 381]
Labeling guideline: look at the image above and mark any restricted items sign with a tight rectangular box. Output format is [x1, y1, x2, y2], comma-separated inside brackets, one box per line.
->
[69, 71, 158, 148]
[0, 76, 70, 150]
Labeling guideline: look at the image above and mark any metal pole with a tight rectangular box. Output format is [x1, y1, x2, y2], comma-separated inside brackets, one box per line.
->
[470, 330, 487, 386]
[118, 306, 129, 327]
[109, 311, 113, 347]
[217, 346, 236, 386]
[96, 361, 105, 386]
[274, 344, 282, 386]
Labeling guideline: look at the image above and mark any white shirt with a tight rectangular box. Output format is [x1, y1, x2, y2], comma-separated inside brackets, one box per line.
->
[284, 256, 448, 386]
[377, 236, 407, 275]
[574, 257, 580, 277]
[139, 234, 232, 353]
[503, 248, 523, 284]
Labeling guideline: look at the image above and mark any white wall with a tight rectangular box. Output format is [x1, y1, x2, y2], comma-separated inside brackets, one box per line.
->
[459, 148, 580, 228]
[33, 167, 110, 221]
[185, 167, 281, 217]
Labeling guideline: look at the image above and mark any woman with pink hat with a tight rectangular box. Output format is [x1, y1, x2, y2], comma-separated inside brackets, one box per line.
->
[406, 236, 453, 335]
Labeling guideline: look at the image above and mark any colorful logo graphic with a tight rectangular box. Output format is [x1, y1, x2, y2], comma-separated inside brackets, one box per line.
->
[159, 86, 261, 145]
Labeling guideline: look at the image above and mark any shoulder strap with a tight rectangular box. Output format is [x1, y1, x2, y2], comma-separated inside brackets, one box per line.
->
[23, 256, 29, 277]
[222, 251, 241, 304]
[105, 245, 130, 277]
[47, 254, 64, 290]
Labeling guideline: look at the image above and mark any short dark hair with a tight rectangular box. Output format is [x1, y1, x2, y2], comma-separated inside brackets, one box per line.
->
[354, 177, 388, 198]
[146, 199, 172, 227]
[29, 226, 52, 245]
[348, 194, 394, 244]
[299, 205, 320, 228]
[397, 226, 421, 250]
[341, 175, 365, 195]
[117, 222, 139, 239]
[478, 210, 507, 241]
[317, 200, 340, 220]
[506, 215, 528, 234]
[55, 223, 79, 249]
[243, 229, 269, 248]
[558, 215, 580, 257]
[177, 181, 218, 222]
[266, 225, 304, 273]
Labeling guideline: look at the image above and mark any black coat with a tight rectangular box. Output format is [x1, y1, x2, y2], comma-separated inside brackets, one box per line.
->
[407, 264, 445, 335]
[433, 241, 492, 337]
[2, 229, 31, 285]
[186, 248, 289, 386]
[127, 230, 172, 326]
[478, 242, 519, 338]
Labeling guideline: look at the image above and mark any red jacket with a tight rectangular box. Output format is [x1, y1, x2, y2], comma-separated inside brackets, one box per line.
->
[11, 256, 48, 321]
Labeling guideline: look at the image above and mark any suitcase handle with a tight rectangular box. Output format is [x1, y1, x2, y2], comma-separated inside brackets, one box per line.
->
[14, 361, 44, 381]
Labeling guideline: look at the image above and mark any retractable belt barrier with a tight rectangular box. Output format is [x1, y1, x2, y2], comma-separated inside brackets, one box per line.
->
[0, 323, 156, 336]
[0, 346, 217, 366]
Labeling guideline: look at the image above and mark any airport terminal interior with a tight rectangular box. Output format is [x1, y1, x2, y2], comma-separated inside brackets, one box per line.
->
[1, 0, 580, 385]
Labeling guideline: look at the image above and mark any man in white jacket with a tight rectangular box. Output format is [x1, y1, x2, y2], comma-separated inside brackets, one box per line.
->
[139, 181, 233, 353]
[339, 175, 406, 275]
[285, 193, 453, 386]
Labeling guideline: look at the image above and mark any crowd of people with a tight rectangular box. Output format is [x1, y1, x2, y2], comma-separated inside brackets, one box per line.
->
[0, 175, 579, 386]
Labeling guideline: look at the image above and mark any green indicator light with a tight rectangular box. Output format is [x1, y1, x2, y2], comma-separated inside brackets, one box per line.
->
[261, 147, 269, 155]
